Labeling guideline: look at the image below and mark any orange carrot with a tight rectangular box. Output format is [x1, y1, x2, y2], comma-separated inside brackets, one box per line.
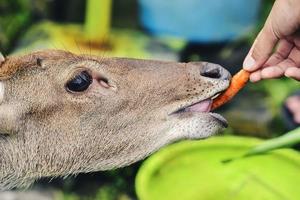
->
[211, 69, 250, 110]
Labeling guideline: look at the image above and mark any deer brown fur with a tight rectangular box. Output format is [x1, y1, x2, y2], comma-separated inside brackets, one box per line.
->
[0, 50, 230, 190]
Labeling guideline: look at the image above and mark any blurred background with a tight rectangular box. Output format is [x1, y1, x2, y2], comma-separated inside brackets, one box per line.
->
[2, 0, 300, 199]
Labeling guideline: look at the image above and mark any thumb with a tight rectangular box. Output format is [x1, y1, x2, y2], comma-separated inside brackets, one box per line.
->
[243, 21, 279, 71]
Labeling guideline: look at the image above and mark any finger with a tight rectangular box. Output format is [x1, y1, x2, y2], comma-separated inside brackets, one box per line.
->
[293, 112, 300, 124]
[286, 45, 300, 66]
[264, 39, 293, 67]
[249, 71, 262, 82]
[285, 67, 300, 80]
[243, 22, 279, 71]
[287, 97, 300, 123]
[269, 46, 299, 70]
[286, 96, 300, 113]
[263, 45, 300, 78]
[261, 66, 285, 79]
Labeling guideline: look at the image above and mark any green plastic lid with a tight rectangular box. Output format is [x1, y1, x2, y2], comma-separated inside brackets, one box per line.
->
[136, 136, 300, 200]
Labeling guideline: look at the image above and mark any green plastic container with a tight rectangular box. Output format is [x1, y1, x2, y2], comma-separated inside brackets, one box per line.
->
[136, 136, 300, 200]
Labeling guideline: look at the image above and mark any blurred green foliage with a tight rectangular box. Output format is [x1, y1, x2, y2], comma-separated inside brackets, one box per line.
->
[43, 164, 140, 200]
[0, 0, 31, 52]
[2, 0, 299, 199]
[56, 192, 80, 200]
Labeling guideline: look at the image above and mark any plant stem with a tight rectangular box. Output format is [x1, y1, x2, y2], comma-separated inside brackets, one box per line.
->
[246, 127, 300, 156]
[84, 0, 112, 42]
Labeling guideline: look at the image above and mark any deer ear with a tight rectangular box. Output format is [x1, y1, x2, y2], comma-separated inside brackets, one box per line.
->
[36, 58, 42, 67]
[0, 52, 5, 65]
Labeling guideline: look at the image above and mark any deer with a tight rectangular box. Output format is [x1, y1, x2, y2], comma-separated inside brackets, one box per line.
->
[0, 49, 230, 190]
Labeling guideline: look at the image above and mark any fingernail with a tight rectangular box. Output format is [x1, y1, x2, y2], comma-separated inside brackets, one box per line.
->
[250, 78, 259, 83]
[284, 68, 293, 78]
[243, 55, 256, 70]
[249, 73, 261, 83]
[284, 70, 292, 78]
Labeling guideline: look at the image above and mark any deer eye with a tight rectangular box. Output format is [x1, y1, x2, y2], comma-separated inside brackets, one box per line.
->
[66, 71, 92, 92]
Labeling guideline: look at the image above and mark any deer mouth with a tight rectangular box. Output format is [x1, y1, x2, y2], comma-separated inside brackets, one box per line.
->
[171, 94, 228, 127]
[173, 99, 213, 113]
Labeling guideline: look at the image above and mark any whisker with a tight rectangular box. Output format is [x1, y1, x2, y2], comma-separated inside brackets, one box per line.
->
[89, 38, 91, 56]
[74, 38, 83, 55]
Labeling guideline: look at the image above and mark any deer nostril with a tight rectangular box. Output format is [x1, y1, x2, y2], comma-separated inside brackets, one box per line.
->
[201, 68, 221, 79]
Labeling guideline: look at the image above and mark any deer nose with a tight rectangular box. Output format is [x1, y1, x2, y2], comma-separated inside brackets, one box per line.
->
[200, 62, 231, 81]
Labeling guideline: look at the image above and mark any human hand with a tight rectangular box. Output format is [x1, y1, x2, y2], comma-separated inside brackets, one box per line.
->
[286, 95, 300, 123]
[243, 0, 300, 82]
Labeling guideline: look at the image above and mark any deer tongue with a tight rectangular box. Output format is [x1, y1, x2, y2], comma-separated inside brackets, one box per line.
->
[185, 99, 212, 112]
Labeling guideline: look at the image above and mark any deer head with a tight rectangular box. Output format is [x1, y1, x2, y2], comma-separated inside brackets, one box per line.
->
[0, 50, 230, 189]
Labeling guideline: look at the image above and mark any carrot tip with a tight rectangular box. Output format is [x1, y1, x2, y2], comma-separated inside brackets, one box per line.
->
[211, 69, 250, 110]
